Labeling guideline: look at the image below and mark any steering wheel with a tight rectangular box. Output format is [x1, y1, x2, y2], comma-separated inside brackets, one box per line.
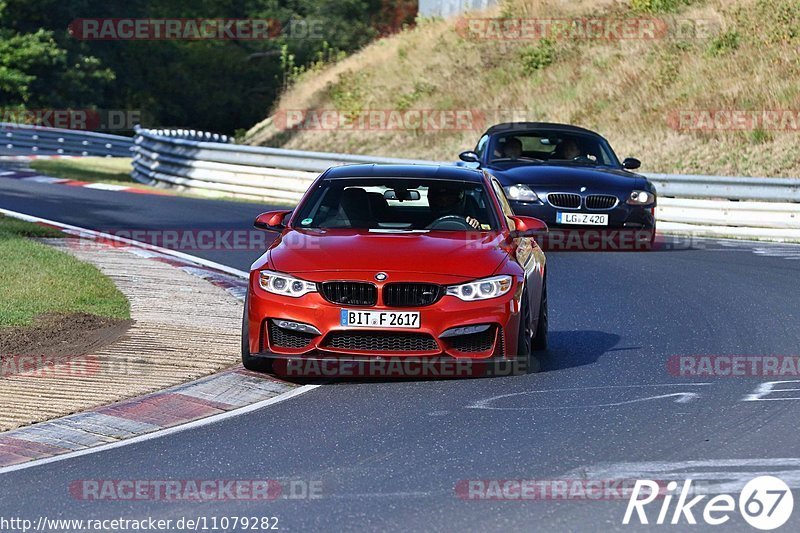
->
[426, 215, 473, 230]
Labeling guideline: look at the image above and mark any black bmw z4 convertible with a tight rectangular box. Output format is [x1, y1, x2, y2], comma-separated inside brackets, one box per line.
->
[459, 122, 657, 250]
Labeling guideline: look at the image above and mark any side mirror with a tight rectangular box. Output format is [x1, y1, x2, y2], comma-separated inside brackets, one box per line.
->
[459, 151, 481, 164]
[254, 210, 292, 232]
[622, 157, 641, 170]
[509, 215, 548, 237]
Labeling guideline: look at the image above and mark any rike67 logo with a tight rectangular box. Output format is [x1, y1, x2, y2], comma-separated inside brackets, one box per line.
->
[623, 476, 794, 530]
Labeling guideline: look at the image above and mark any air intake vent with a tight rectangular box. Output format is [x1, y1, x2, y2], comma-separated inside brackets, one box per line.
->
[323, 332, 438, 352]
[268, 321, 316, 349]
[547, 193, 581, 209]
[446, 327, 497, 354]
[319, 282, 377, 306]
[383, 283, 443, 307]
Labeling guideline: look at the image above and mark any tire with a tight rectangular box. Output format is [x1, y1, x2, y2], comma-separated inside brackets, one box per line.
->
[241, 294, 273, 373]
[532, 279, 548, 352]
[513, 288, 533, 375]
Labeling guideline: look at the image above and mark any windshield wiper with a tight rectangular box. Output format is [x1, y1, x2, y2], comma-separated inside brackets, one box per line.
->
[490, 157, 544, 164]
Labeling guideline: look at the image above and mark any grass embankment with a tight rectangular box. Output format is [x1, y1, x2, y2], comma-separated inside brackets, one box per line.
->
[29, 157, 139, 188]
[0, 215, 129, 327]
[244, 0, 800, 178]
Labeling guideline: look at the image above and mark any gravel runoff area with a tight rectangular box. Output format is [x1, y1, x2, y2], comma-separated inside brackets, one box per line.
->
[0, 238, 244, 431]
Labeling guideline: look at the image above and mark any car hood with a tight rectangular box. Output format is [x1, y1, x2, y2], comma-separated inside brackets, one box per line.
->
[265, 229, 509, 279]
[489, 164, 647, 190]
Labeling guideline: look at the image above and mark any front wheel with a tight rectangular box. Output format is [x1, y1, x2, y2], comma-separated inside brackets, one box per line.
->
[241, 295, 273, 373]
[532, 280, 548, 352]
[513, 288, 533, 375]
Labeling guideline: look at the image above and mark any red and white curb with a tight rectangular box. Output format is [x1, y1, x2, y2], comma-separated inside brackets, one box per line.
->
[0, 167, 170, 195]
[0, 368, 309, 471]
[0, 208, 316, 473]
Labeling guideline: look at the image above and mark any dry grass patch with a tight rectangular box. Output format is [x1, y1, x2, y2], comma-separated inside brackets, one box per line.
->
[245, 0, 800, 178]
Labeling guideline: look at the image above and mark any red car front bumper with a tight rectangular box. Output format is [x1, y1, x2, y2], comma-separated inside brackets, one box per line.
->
[246, 271, 524, 365]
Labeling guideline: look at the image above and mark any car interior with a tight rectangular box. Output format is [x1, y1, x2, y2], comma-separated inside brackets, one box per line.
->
[296, 180, 498, 231]
[493, 133, 609, 164]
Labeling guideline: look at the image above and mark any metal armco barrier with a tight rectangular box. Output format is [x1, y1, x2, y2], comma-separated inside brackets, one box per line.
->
[131, 126, 438, 203]
[645, 173, 800, 202]
[131, 127, 800, 241]
[0, 123, 133, 157]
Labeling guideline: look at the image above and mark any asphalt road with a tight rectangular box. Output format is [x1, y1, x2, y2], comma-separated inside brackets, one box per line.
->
[2, 176, 800, 532]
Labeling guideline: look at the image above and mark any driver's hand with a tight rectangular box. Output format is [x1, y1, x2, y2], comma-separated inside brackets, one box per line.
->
[466, 216, 480, 229]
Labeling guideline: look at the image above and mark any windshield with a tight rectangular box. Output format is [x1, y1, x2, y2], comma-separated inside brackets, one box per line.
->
[489, 130, 620, 166]
[293, 178, 499, 231]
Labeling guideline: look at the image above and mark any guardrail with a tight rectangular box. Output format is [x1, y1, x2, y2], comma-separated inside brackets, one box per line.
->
[131, 127, 800, 241]
[131, 126, 439, 202]
[0, 123, 134, 157]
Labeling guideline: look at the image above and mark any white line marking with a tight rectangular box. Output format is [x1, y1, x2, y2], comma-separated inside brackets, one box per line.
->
[0, 384, 320, 475]
[468, 384, 711, 410]
[0, 207, 249, 278]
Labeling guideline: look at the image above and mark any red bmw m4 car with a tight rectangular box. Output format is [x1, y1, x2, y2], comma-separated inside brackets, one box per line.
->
[243, 164, 548, 378]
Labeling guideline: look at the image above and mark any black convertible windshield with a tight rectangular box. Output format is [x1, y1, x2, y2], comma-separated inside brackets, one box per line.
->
[294, 178, 500, 231]
[489, 130, 620, 166]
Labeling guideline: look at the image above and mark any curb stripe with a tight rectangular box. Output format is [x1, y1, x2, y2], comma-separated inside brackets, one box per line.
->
[0, 384, 319, 475]
[1, 165, 168, 195]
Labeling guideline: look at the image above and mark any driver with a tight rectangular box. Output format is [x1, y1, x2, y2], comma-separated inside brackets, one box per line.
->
[554, 138, 581, 160]
[428, 184, 480, 229]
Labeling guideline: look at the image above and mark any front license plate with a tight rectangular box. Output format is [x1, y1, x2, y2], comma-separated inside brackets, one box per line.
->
[340, 309, 420, 329]
[556, 212, 609, 226]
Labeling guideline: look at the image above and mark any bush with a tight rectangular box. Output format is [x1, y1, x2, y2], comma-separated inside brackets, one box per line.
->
[708, 31, 740, 56]
[520, 39, 556, 74]
[328, 71, 367, 120]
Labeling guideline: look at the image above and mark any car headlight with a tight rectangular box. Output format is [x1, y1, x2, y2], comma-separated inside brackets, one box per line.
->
[627, 190, 655, 205]
[259, 270, 317, 297]
[503, 184, 539, 202]
[446, 275, 513, 301]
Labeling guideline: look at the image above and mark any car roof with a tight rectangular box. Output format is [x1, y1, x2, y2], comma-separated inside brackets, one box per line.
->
[483, 122, 602, 137]
[323, 164, 486, 183]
